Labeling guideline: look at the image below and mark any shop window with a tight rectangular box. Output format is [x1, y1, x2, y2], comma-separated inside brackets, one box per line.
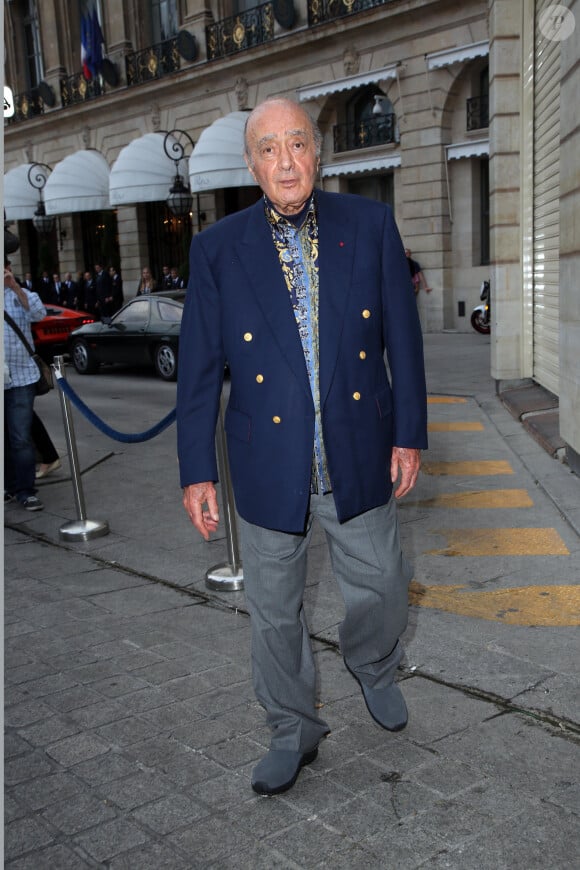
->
[145, 202, 192, 285]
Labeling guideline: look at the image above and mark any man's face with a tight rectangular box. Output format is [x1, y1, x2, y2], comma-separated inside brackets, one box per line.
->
[245, 101, 319, 216]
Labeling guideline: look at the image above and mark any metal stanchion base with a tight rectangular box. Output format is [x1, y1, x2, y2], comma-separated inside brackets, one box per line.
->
[205, 562, 244, 591]
[59, 519, 110, 542]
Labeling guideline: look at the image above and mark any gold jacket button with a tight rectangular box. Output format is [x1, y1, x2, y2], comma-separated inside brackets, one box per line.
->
[272, 415, 281, 424]
[359, 350, 367, 359]
[353, 392, 361, 401]
[256, 374, 264, 383]
[243, 332, 253, 342]
[362, 309, 371, 319]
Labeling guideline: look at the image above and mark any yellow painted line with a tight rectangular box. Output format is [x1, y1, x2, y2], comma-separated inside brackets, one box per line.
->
[427, 528, 570, 556]
[428, 396, 467, 404]
[409, 581, 580, 626]
[423, 460, 514, 476]
[428, 422, 485, 432]
[410, 489, 534, 509]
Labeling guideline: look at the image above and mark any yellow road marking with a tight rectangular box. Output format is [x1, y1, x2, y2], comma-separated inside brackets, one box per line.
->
[428, 528, 569, 556]
[428, 396, 468, 404]
[409, 581, 580, 626]
[409, 489, 533, 509]
[423, 460, 514, 476]
[428, 422, 484, 432]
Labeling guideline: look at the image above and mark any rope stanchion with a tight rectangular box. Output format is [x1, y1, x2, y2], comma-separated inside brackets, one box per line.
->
[205, 395, 244, 591]
[54, 373, 176, 442]
[52, 356, 109, 542]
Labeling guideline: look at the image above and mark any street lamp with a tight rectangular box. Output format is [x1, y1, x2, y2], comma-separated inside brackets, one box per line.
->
[163, 130, 194, 218]
[27, 163, 55, 235]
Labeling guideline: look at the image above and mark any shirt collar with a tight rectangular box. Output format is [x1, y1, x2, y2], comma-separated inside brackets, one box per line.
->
[264, 191, 316, 230]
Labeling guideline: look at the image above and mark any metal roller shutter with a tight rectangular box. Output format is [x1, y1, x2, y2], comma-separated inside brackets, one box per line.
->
[532, 0, 561, 395]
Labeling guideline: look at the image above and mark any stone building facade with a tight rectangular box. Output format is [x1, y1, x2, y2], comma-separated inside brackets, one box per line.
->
[4, 0, 580, 466]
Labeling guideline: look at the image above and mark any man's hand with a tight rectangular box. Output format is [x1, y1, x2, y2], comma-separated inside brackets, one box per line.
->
[182, 482, 220, 540]
[390, 447, 421, 499]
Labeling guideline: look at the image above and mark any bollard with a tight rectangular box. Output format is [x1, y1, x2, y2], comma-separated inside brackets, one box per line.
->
[205, 396, 244, 591]
[52, 356, 110, 542]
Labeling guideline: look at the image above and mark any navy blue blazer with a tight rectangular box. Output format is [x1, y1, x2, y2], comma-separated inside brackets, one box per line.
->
[177, 190, 427, 533]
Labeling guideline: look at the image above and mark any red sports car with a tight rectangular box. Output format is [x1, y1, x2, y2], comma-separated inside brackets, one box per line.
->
[32, 305, 95, 361]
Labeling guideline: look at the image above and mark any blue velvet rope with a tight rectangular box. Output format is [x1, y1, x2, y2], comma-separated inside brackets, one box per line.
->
[55, 374, 176, 443]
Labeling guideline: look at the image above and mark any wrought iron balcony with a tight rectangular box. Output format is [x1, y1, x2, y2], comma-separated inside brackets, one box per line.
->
[126, 38, 180, 86]
[466, 95, 489, 130]
[5, 88, 45, 124]
[206, 3, 275, 60]
[308, 0, 392, 26]
[60, 72, 105, 107]
[333, 114, 397, 153]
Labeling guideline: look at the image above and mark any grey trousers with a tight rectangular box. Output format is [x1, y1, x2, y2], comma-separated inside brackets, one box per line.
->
[239, 494, 413, 753]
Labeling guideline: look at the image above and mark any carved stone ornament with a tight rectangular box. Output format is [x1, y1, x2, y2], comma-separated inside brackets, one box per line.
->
[343, 48, 360, 77]
[81, 126, 91, 148]
[24, 141, 34, 163]
[235, 77, 249, 111]
[151, 102, 161, 132]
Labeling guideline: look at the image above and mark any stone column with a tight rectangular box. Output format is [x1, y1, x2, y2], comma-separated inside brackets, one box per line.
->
[40, 0, 67, 98]
[488, 0, 525, 381]
[116, 205, 148, 294]
[182, 0, 214, 63]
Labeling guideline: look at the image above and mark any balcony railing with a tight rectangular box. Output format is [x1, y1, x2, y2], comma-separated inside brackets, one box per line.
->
[308, 0, 392, 26]
[466, 95, 489, 131]
[206, 3, 275, 60]
[333, 114, 397, 153]
[125, 38, 180, 86]
[5, 88, 45, 124]
[60, 72, 105, 107]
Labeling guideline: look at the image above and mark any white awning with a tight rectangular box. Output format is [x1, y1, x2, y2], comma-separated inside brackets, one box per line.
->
[110, 133, 182, 205]
[321, 152, 401, 178]
[3, 163, 49, 220]
[426, 40, 489, 71]
[189, 111, 256, 192]
[44, 150, 110, 214]
[446, 139, 489, 160]
[297, 64, 399, 102]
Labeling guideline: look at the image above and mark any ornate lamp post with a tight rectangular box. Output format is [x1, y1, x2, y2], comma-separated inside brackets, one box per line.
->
[163, 130, 194, 218]
[27, 163, 55, 235]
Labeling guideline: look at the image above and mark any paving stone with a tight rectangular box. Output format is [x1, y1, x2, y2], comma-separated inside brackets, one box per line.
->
[210, 842, 305, 869]
[4, 816, 56, 861]
[131, 792, 209, 834]
[5, 699, 58, 728]
[4, 752, 54, 786]
[45, 732, 111, 767]
[201, 736, 265, 769]
[188, 686, 255, 717]
[73, 817, 151, 862]
[138, 697, 207, 730]
[160, 672, 215, 701]
[72, 751, 140, 785]
[190, 771, 253, 809]
[99, 769, 176, 810]
[19, 714, 82, 747]
[132, 658, 194, 685]
[89, 673, 152, 698]
[41, 791, 117, 834]
[412, 758, 490, 798]
[168, 814, 255, 864]
[95, 713, 163, 747]
[4, 793, 28, 823]
[4, 730, 34, 758]
[108, 841, 191, 869]
[264, 817, 353, 866]
[66, 697, 132, 729]
[10, 771, 86, 811]
[11, 672, 80, 700]
[5, 843, 93, 869]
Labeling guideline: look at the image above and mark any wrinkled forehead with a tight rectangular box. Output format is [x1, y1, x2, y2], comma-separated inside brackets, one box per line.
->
[247, 104, 313, 145]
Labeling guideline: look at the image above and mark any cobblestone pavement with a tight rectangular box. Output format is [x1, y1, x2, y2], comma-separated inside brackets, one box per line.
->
[4, 334, 580, 868]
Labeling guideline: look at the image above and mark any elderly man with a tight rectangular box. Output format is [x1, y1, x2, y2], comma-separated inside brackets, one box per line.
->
[177, 98, 427, 796]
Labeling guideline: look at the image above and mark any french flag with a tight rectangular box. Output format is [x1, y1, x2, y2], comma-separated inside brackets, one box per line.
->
[81, 7, 104, 80]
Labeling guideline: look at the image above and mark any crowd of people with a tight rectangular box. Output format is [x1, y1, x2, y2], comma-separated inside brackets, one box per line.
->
[29, 263, 187, 318]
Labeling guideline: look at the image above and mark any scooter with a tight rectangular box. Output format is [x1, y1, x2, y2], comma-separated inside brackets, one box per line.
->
[471, 280, 490, 334]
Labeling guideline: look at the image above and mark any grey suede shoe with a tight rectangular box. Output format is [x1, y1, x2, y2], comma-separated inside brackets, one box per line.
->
[251, 747, 318, 796]
[346, 662, 408, 731]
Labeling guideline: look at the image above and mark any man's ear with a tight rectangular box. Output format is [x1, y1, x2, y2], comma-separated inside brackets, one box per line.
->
[244, 154, 257, 182]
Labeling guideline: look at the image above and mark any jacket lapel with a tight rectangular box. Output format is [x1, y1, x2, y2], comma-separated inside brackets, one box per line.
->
[235, 201, 311, 399]
[316, 191, 356, 407]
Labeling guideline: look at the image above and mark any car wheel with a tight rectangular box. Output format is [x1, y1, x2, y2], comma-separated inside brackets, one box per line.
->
[71, 339, 98, 374]
[154, 343, 177, 381]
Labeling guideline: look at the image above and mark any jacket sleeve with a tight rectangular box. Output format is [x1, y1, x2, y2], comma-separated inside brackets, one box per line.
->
[381, 207, 428, 449]
[176, 234, 226, 487]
